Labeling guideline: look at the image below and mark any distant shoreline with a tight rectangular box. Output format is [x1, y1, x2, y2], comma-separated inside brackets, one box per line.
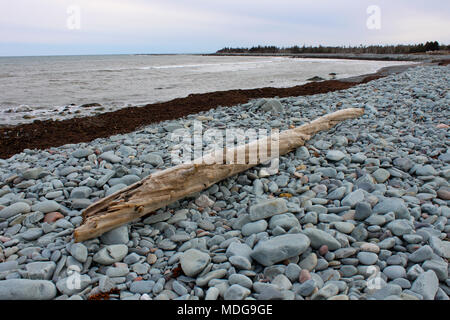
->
[207, 52, 450, 63]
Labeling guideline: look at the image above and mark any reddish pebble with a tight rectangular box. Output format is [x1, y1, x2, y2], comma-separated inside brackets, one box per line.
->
[113, 262, 128, 268]
[147, 254, 157, 265]
[0, 236, 11, 243]
[134, 277, 143, 282]
[319, 245, 329, 256]
[436, 123, 450, 129]
[197, 231, 210, 237]
[294, 172, 303, 179]
[341, 210, 355, 221]
[13, 177, 24, 185]
[43, 212, 64, 223]
[299, 269, 311, 283]
[437, 187, 450, 200]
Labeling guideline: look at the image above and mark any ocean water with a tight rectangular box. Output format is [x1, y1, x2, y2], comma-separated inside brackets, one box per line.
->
[0, 54, 412, 125]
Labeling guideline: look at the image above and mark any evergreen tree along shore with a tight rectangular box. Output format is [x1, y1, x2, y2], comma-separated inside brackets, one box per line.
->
[217, 41, 447, 54]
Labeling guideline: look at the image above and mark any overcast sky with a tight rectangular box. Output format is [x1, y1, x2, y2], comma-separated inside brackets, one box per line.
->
[1, 0, 449, 56]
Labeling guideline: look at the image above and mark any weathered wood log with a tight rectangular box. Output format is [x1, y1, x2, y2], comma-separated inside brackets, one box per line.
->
[73, 108, 364, 242]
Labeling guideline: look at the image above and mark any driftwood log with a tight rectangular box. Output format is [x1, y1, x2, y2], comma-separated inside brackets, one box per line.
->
[73, 108, 364, 242]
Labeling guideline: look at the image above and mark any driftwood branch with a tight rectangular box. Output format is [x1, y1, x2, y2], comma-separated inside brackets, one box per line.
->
[73, 108, 364, 242]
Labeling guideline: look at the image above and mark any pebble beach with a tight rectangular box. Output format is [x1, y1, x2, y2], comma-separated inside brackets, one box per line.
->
[0, 63, 449, 300]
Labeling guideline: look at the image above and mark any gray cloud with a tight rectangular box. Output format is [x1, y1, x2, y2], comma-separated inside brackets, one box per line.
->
[1, 0, 449, 55]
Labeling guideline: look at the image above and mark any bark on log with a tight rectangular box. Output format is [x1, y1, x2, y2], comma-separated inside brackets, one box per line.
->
[73, 108, 364, 242]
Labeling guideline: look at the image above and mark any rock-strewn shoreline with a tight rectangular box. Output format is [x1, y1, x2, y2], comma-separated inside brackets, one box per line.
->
[0, 63, 449, 300]
[210, 52, 450, 63]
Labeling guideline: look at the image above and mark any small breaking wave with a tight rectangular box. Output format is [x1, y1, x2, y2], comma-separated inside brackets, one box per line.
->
[141, 60, 275, 70]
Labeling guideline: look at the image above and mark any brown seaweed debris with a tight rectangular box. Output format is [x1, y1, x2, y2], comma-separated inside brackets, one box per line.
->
[88, 288, 121, 300]
[0, 75, 382, 159]
[164, 263, 184, 281]
[437, 59, 450, 66]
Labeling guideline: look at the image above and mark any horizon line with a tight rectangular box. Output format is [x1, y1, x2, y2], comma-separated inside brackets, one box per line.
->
[0, 52, 210, 58]
[1, 41, 448, 58]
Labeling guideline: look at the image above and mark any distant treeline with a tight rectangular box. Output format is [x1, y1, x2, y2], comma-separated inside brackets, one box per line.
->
[217, 42, 448, 54]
